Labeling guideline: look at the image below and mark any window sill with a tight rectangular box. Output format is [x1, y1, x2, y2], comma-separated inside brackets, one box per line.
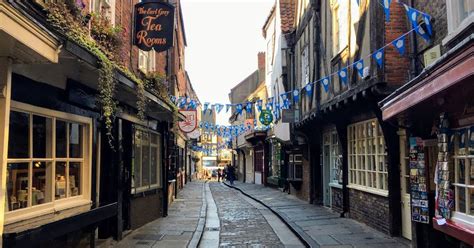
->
[443, 15, 474, 47]
[329, 182, 342, 189]
[5, 198, 91, 225]
[347, 184, 388, 197]
[433, 217, 474, 246]
[131, 185, 162, 195]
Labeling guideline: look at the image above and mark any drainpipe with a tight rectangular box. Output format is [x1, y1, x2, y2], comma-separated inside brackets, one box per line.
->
[240, 149, 246, 183]
[409, 0, 419, 79]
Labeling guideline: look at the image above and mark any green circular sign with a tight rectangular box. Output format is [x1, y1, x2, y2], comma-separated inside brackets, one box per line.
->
[259, 110, 273, 126]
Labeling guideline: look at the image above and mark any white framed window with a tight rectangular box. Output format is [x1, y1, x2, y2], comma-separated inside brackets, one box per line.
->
[132, 127, 162, 194]
[445, 0, 474, 44]
[6, 101, 91, 219]
[301, 46, 309, 88]
[451, 127, 474, 227]
[331, 0, 348, 56]
[94, 0, 116, 25]
[288, 154, 303, 180]
[139, 50, 156, 74]
[324, 130, 342, 187]
[348, 119, 388, 195]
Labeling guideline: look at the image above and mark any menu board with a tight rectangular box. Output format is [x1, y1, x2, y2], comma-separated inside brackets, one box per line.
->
[410, 137, 429, 224]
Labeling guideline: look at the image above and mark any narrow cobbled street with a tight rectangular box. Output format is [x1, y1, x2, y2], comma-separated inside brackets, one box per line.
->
[115, 181, 409, 247]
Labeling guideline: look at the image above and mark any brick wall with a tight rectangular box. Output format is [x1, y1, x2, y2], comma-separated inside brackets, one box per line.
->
[384, 3, 410, 85]
[349, 188, 390, 234]
[331, 187, 343, 214]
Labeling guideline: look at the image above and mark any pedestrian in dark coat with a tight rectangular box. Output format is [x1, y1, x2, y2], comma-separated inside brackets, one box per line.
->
[227, 165, 235, 185]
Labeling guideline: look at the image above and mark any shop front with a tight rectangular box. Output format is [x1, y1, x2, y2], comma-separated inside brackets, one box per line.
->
[381, 39, 474, 247]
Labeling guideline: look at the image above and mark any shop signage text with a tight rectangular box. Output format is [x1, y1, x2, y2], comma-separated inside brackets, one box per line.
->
[133, 1, 175, 52]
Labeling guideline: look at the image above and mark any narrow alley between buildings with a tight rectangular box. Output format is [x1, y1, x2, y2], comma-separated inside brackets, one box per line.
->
[114, 181, 409, 248]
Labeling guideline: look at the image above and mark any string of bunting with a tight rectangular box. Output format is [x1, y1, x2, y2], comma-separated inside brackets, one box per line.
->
[169, 1, 433, 123]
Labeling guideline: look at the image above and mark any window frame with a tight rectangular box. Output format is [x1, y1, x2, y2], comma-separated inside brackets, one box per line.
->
[5, 101, 92, 224]
[301, 45, 310, 88]
[444, 0, 474, 45]
[288, 154, 303, 181]
[451, 127, 474, 227]
[324, 129, 342, 188]
[131, 127, 162, 194]
[348, 119, 388, 196]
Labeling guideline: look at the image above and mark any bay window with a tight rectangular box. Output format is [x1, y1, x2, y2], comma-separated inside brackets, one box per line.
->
[6, 102, 91, 214]
[132, 128, 162, 193]
[452, 127, 474, 226]
[348, 119, 388, 195]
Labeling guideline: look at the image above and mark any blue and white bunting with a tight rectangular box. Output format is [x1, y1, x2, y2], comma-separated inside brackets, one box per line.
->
[373, 48, 384, 69]
[170, 95, 176, 104]
[236, 104, 243, 115]
[383, 0, 391, 22]
[354, 60, 364, 78]
[305, 83, 313, 97]
[280, 92, 288, 101]
[245, 102, 252, 114]
[423, 13, 432, 35]
[338, 68, 348, 85]
[203, 102, 210, 113]
[226, 104, 232, 113]
[293, 89, 300, 103]
[187, 99, 196, 110]
[406, 5, 419, 29]
[266, 102, 273, 110]
[321, 76, 330, 93]
[256, 99, 263, 112]
[416, 25, 431, 42]
[179, 97, 187, 109]
[392, 36, 406, 55]
[215, 104, 223, 113]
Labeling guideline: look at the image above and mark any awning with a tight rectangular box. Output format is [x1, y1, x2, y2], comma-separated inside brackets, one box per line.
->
[380, 37, 474, 121]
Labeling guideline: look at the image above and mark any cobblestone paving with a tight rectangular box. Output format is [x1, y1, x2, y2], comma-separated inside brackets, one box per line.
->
[209, 182, 285, 247]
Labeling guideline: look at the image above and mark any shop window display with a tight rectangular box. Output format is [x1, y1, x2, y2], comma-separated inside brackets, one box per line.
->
[6, 110, 86, 212]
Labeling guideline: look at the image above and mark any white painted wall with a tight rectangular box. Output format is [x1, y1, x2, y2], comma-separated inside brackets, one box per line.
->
[264, 2, 290, 142]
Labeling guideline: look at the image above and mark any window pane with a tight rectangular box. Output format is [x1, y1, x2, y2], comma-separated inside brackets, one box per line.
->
[8, 111, 29, 158]
[33, 115, 53, 158]
[470, 158, 474, 185]
[56, 120, 67, 158]
[458, 186, 466, 213]
[133, 131, 142, 188]
[55, 162, 67, 199]
[295, 164, 303, 179]
[69, 162, 81, 196]
[458, 159, 466, 184]
[69, 123, 83, 158]
[150, 146, 158, 185]
[6, 163, 29, 211]
[142, 133, 150, 187]
[32, 161, 52, 206]
[151, 133, 158, 144]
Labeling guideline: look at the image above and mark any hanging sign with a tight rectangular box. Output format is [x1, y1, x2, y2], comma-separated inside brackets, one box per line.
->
[259, 110, 273, 126]
[133, 1, 175, 52]
[282, 109, 300, 123]
[178, 110, 197, 133]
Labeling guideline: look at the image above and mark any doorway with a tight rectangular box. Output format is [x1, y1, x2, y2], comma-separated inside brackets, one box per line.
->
[399, 130, 412, 240]
[255, 147, 264, 184]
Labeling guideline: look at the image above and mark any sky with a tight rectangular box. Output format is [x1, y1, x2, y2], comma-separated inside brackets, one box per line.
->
[181, 0, 274, 125]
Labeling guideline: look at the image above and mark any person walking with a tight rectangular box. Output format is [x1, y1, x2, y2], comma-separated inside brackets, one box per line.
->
[217, 168, 222, 182]
[227, 164, 235, 185]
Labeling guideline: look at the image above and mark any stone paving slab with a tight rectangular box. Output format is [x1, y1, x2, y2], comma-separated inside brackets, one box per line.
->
[115, 181, 205, 248]
[227, 182, 411, 248]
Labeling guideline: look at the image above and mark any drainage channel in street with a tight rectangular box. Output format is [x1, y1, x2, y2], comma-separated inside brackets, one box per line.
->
[199, 182, 305, 248]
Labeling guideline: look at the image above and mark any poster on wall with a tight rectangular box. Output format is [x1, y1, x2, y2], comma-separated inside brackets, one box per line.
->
[409, 137, 430, 224]
[133, 1, 175, 52]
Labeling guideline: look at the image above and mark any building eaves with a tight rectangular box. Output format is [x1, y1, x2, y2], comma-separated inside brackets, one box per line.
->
[262, 4, 276, 38]
[279, 0, 296, 34]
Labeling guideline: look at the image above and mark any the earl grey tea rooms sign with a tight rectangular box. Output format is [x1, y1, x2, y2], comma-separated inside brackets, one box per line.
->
[133, 1, 175, 52]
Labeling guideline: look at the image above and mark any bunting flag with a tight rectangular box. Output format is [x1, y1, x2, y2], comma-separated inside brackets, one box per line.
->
[383, 0, 391, 22]
[416, 25, 431, 42]
[266, 102, 273, 110]
[236, 103, 243, 115]
[338, 68, 348, 85]
[406, 5, 419, 29]
[423, 13, 432, 35]
[179, 97, 187, 109]
[245, 102, 253, 114]
[321, 76, 330, 93]
[187, 99, 196, 110]
[199, 122, 203, 128]
[293, 89, 300, 103]
[305, 83, 313, 97]
[356, 0, 359, 6]
[392, 36, 406, 55]
[373, 48, 384, 69]
[226, 104, 232, 113]
[283, 98, 290, 109]
[256, 99, 263, 112]
[203, 102, 210, 113]
[215, 104, 223, 113]
[354, 60, 364, 78]
[280, 92, 288, 101]
[170, 95, 177, 104]
[204, 122, 209, 130]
